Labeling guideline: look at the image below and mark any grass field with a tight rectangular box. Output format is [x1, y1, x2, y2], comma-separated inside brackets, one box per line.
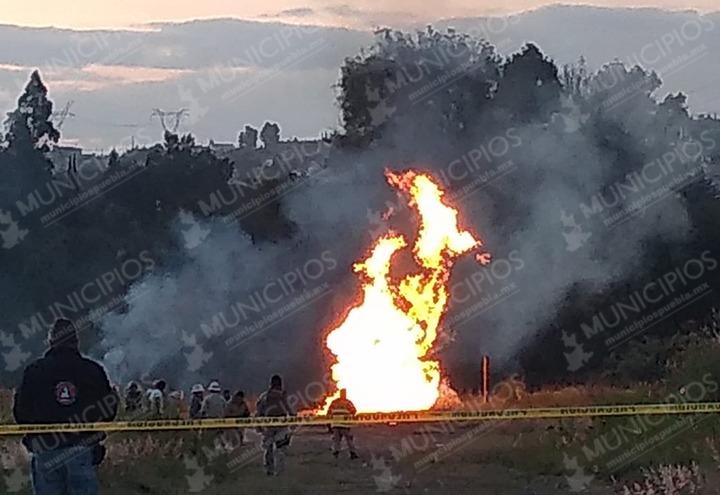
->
[1, 424, 616, 494]
[2, 407, 719, 494]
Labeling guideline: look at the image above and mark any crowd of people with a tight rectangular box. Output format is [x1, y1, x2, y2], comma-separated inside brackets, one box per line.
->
[119, 375, 360, 474]
[121, 379, 250, 423]
[11, 318, 360, 494]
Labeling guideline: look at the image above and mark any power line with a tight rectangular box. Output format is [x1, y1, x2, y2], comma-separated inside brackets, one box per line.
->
[51, 100, 76, 130]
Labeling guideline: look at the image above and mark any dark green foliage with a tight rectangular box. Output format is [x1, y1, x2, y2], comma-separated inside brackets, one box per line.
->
[259, 122, 280, 148]
[494, 43, 563, 123]
[336, 27, 501, 145]
[238, 125, 258, 149]
[4, 71, 60, 152]
[108, 148, 119, 168]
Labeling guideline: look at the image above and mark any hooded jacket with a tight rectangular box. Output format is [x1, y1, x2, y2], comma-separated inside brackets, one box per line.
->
[13, 347, 118, 453]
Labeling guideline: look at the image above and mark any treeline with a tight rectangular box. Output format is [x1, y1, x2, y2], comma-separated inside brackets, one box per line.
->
[0, 72, 295, 365]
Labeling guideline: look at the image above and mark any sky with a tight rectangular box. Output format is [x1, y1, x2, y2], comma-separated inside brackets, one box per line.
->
[1, 0, 719, 149]
[0, 0, 717, 29]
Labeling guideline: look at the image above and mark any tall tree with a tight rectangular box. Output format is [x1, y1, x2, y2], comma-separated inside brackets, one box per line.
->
[495, 44, 563, 123]
[107, 148, 119, 168]
[260, 122, 280, 149]
[5, 70, 60, 151]
[239, 125, 259, 149]
[337, 27, 500, 144]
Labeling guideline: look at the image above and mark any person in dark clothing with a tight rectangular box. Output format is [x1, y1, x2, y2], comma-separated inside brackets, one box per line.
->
[225, 390, 251, 446]
[226, 390, 250, 418]
[13, 318, 118, 495]
[124, 381, 143, 414]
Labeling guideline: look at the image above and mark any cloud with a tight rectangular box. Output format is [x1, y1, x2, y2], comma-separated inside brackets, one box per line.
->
[82, 64, 192, 84]
[262, 7, 316, 18]
[324, 4, 367, 17]
[0, 64, 194, 92]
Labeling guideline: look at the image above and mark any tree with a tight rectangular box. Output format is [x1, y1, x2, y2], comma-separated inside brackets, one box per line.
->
[163, 131, 196, 154]
[4, 70, 60, 151]
[239, 125, 258, 149]
[494, 44, 563, 123]
[560, 56, 590, 98]
[260, 122, 280, 149]
[107, 148, 119, 168]
[584, 62, 661, 118]
[336, 27, 500, 144]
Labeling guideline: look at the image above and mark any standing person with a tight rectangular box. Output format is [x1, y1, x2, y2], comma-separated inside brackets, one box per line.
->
[200, 381, 226, 419]
[166, 391, 185, 419]
[146, 380, 166, 419]
[201, 381, 228, 451]
[225, 390, 250, 446]
[189, 384, 205, 420]
[124, 381, 143, 414]
[13, 318, 118, 495]
[327, 389, 359, 459]
[222, 389, 231, 403]
[256, 374, 295, 476]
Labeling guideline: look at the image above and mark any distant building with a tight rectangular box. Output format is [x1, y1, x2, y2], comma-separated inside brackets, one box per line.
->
[47, 145, 82, 172]
[46, 146, 112, 183]
[208, 140, 236, 158]
[224, 138, 331, 183]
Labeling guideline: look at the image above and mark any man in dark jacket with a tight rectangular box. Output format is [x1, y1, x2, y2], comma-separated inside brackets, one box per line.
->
[124, 381, 143, 413]
[13, 318, 118, 495]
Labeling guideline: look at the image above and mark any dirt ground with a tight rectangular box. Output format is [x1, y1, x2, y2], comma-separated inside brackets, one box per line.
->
[4, 414, 720, 494]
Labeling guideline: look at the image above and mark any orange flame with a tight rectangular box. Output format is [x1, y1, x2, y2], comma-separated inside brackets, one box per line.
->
[322, 170, 487, 413]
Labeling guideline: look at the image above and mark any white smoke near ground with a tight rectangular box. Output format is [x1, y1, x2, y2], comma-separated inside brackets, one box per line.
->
[94, 119, 702, 392]
[97, 223, 343, 390]
[99, 225, 255, 383]
[452, 123, 693, 364]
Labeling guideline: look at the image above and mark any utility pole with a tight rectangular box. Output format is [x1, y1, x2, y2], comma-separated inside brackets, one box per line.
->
[151, 108, 190, 134]
[481, 355, 490, 404]
[52, 100, 76, 130]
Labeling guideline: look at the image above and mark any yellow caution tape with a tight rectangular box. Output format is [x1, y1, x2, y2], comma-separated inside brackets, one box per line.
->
[0, 402, 718, 436]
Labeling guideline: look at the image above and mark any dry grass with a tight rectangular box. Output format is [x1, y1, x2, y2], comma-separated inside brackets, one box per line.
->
[613, 463, 704, 494]
[0, 326, 717, 494]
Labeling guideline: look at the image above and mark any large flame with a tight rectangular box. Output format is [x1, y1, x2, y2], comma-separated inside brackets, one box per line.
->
[323, 170, 487, 413]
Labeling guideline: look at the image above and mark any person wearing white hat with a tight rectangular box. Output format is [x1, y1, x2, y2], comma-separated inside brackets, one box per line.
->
[201, 381, 226, 419]
[189, 384, 205, 419]
[201, 381, 229, 451]
[146, 380, 166, 419]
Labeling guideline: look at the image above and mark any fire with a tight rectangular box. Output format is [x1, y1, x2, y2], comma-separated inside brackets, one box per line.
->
[322, 170, 488, 413]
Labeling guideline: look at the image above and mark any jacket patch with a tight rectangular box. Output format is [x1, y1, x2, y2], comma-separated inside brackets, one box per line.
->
[55, 381, 78, 406]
